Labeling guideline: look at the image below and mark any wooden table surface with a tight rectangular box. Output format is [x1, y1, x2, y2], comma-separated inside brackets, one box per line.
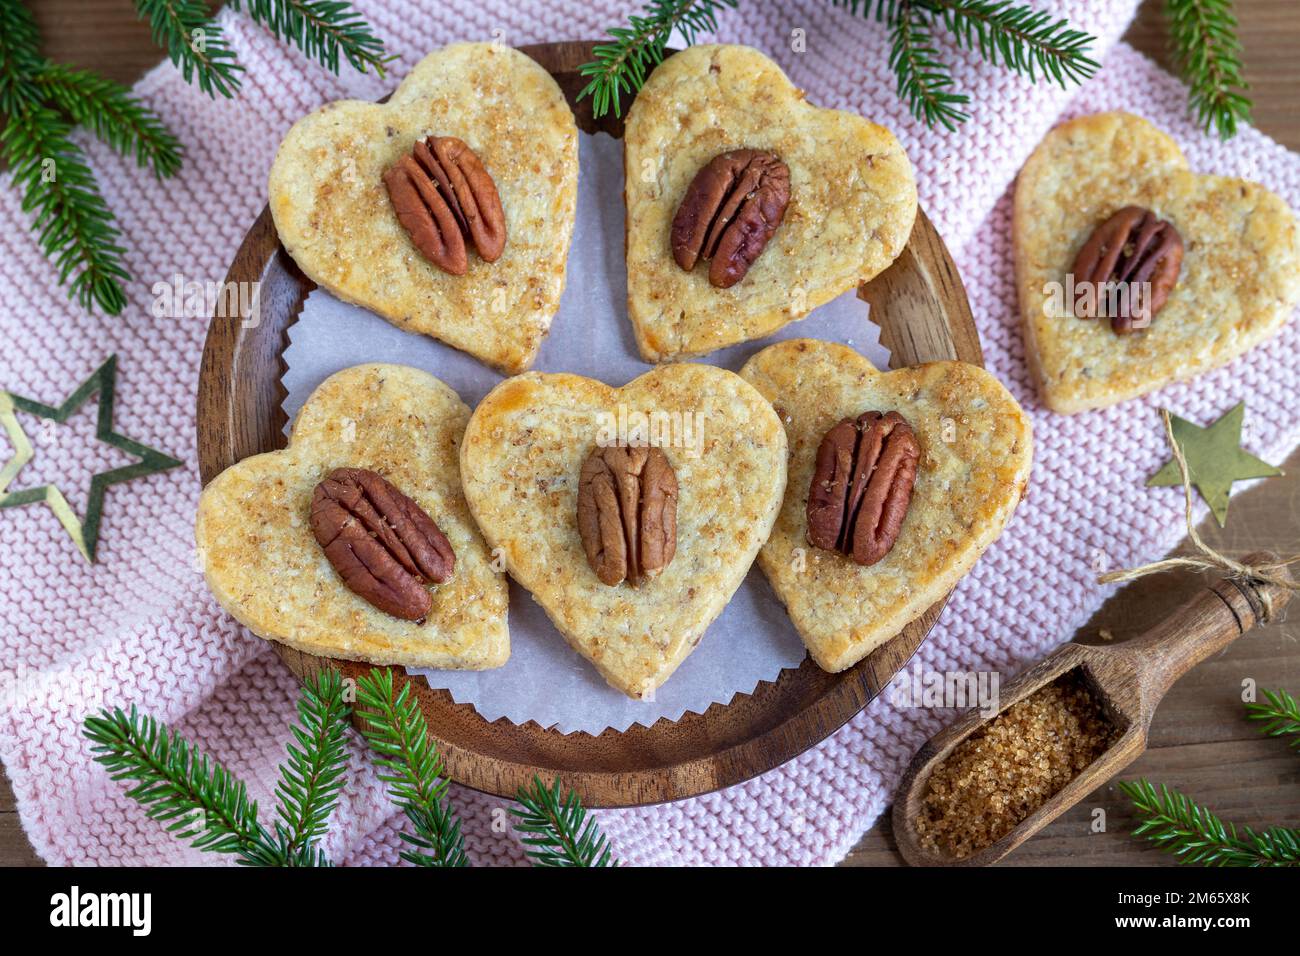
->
[2, 0, 1297, 867]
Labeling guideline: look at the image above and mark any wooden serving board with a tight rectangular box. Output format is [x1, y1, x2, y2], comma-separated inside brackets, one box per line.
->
[195, 41, 983, 808]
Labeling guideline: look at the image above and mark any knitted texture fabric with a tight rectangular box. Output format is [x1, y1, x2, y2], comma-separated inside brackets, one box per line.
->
[2, 0, 1296, 866]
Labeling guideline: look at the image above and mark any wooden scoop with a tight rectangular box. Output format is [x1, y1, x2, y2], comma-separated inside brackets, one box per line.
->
[892, 553, 1294, 867]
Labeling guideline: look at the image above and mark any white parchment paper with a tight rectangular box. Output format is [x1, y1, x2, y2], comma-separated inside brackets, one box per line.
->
[281, 132, 891, 733]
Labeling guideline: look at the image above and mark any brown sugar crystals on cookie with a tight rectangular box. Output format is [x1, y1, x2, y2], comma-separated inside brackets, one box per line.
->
[915, 672, 1118, 859]
[310, 467, 456, 621]
[806, 410, 919, 566]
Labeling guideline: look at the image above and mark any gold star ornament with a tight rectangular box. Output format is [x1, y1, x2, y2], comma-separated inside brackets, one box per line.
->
[0, 356, 183, 561]
[1147, 402, 1282, 527]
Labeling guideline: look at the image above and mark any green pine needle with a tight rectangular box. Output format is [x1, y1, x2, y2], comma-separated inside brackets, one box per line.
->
[1245, 688, 1300, 749]
[925, 1, 1099, 87]
[1117, 779, 1300, 866]
[134, 0, 245, 98]
[886, 1, 970, 131]
[3, 0, 389, 319]
[1, 107, 131, 314]
[83, 677, 354, 866]
[510, 775, 617, 867]
[1166, 0, 1252, 140]
[231, 0, 392, 78]
[83, 705, 296, 865]
[85, 668, 620, 868]
[273, 670, 351, 863]
[354, 668, 469, 867]
[0, 0, 133, 314]
[584, 1, 1098, 130]
[33, 63, 183, 178]
[578, 0, 738, 119]
[0, 0, 43, 114]
[834, 1, 1097, 129]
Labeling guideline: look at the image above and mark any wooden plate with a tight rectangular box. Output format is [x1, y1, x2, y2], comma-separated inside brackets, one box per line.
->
[196, 41, 982, 808]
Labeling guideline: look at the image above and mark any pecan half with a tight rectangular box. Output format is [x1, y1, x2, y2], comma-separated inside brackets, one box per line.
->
[310, 467, 455, 621]
[671, 149, 790, 289]
[382, 136, 506, 276]
[577, 445, 678, 587]
[807, 411, 920, 566]
[1071, 205, 1184, 334]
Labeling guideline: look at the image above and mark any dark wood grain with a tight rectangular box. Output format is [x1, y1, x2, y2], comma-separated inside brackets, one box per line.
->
[891, 562, 1292, 866]
[197, 41, 981, 808]
[0, 771, 43, 867]
[846, 465, 1300, 866]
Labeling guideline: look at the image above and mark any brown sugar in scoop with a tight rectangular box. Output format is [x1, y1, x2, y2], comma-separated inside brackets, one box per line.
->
[914, 672, 1117, 860]
[892, 555, 1293, 866]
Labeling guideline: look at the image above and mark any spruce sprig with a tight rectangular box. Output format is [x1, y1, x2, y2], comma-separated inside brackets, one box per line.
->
[273, 669, 351, 863]
[1118, 687, 1300, 866]
[354, 668, 468, 867]
[33, 64, 183, 177]
[1165, 0, 1252, 140]
[0, 0, 42, 113]
[84, 704, 292, 865]
[924, 1, 1099, 87]
[833, 1, 1098, 127]
[1117, 779, 1300, 867]
[886, 1, 969, 132]
[1245, 688, 1300, 749]
[1, 0, 182, 314]
[133, 0, 245, 98]
[133, 0, 392, 99]
[510, 775, 617, 867]
[1, 107, 131, 315]
[581, 1, 1099, 128]
[232, 0, 392, 78]
[87, 666, 618, 867]
[2, 0, 388, 318]
[579, 0, 738, 119]
[84, 671, 356, 866]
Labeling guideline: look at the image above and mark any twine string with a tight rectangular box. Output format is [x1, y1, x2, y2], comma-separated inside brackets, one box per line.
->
[1097, 409, 1298, 622]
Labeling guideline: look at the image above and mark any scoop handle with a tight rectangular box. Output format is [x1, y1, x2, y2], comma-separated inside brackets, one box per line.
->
[1109, 553, 1292, 704]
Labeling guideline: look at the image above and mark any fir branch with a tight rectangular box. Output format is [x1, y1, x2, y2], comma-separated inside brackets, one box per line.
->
[355, 668, 468, 867]
[231, 0, 391, 78]
[579, 0, 738, 119]
[1, 2, 133, 314]
[1118, 779, 1300, 867]
[1, 107, 130, 314]
[1166, 0, 1252, 140]
[1245, 688, 1300, 749]
[273, 670, 351, 864]
[509, 775, 617, 867]
[33, 64, 182, 178]
[134, 0, 244, 98]
[832, 1, 1097, 128]
[0, 0, 43, 113]
[923, 1, 1099, 87]
[887, 1, 969, 131]
[84, 705, 292, 865]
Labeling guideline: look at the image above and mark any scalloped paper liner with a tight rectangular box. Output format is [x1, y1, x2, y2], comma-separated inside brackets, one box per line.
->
[279, 133, 891, 734]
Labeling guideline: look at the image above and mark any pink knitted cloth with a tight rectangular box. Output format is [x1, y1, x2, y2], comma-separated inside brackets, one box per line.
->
[3, 1, 1297, 866]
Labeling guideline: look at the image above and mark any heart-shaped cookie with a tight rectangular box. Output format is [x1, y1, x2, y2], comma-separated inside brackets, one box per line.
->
[459, 364, 787, 698]
[196, 364, 508, 669]
[624, 44, 917, 362]
[1014, 111, 1300, 413]
[268, 43, 578, 374]
[740, 340, 1032, 672]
